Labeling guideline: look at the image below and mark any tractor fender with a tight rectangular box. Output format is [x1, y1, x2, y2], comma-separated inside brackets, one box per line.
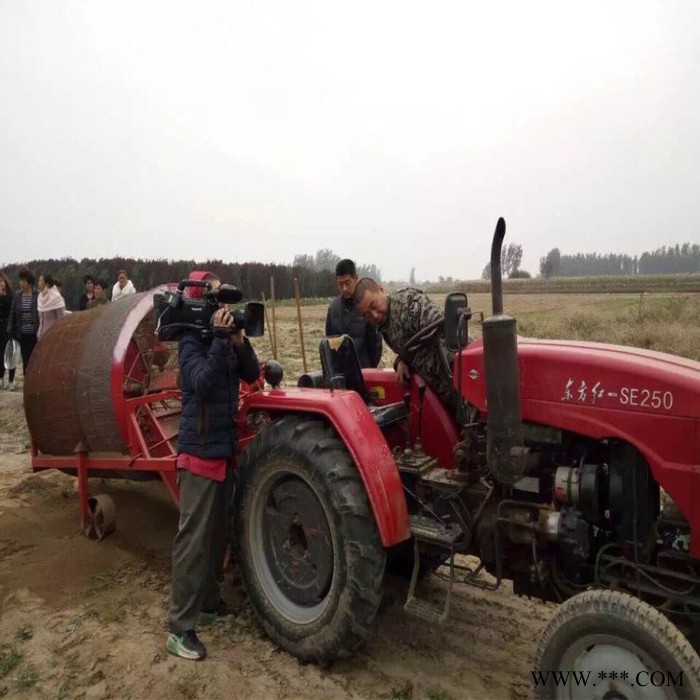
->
[237, 388, 411, 548]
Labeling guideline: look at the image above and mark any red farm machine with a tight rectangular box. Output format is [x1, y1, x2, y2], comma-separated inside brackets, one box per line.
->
[24, 220, 700, 698]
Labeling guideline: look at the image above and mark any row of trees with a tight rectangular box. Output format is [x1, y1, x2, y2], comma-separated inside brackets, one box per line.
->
[540, 244, 700, 278]
[481, 243, 528, 279]
[1, 255, 354, 311]
[292, 249, 382, 280]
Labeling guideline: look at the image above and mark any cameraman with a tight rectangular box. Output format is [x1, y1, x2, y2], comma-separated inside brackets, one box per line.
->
[167, 302, 260, 661]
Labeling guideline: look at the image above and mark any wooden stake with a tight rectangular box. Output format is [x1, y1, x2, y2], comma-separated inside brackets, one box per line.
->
[261, 292, 276, 359]
[293, 278, 308, 373]
[270, 276, 278, 361]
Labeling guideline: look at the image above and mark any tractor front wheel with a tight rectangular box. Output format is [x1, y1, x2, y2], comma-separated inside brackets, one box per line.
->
[234, 416, 386, 663]
[534, 589, 700, 699]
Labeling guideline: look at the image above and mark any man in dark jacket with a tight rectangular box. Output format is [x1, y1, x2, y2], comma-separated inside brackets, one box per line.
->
[325, 259, 382, 368]
[167, 303, 260, 661]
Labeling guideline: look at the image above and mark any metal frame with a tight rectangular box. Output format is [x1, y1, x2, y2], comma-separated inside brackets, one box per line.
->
[30, 387, 180, 531]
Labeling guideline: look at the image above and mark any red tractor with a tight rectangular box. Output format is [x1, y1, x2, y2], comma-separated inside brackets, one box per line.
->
[232, 219, 700, 696]
[23, 220, 700, 697]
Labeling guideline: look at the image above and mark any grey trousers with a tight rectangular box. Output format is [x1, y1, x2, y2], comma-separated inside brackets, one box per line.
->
[168, 466, 234, 634]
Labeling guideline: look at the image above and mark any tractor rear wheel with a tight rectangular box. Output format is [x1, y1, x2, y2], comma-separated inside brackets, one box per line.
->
[534, 589, 700, 699]
[234, 416, 386, 663]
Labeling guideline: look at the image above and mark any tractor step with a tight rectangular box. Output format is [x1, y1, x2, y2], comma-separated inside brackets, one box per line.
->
[403, 597, 446, 624]
[409, 514, 463, 548]
[403, 532, 458, 624]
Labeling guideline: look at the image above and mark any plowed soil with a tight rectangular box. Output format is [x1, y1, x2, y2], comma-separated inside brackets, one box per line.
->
[0, 391, 556, 700]
[0, 298, 572, 699]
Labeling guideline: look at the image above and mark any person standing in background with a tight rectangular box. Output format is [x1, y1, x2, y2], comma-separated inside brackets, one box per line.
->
[79, 275, 96, 310]
[112, 270, 136, 301]
[37, 273, 66, 339]
[325, 259, 382, 368]
[0, 272, 16, 390]
[7, 267, 39, 378]
[87, 280, 110, 308]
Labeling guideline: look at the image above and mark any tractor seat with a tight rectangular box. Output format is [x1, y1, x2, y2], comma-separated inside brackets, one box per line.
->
[367, 401, 409, 429]
[318, 336, 409, 430]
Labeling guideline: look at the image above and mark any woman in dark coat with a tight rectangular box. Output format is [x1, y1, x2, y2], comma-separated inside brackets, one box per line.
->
[0, 272, 16, 390]
[7, 267, 39, 375]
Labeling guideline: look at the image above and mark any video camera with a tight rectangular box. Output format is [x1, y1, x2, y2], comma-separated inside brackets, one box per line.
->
[154, 279, 265, 341]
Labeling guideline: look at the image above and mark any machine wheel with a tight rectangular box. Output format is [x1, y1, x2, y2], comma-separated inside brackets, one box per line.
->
[234, 416, 386, 663]
[85, 494, 116, 541]
[534, 589, 700, 699]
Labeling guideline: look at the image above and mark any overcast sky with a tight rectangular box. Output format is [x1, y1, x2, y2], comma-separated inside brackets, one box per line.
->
[1, 1, 698, 281]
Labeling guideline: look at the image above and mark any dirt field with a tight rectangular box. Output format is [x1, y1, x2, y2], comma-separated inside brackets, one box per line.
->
[1, 292, 698, 699]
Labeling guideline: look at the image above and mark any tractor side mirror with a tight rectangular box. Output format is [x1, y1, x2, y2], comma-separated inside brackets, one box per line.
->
[444, 292, 470, 352]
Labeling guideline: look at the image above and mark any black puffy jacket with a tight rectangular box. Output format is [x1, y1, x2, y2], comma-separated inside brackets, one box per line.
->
[325, 296, 382, 368]
[177, 333, 260, 459]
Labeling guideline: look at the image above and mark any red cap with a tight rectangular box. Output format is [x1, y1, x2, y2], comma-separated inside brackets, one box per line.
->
[184, 271, 219, 299]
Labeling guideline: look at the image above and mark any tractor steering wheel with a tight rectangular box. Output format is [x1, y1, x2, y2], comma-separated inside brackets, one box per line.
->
[402, 317, 444, 358]
[400, 315, 455, 387]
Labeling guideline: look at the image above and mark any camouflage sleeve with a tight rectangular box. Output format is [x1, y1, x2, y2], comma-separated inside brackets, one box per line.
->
[393, 289, 443, 363]
[404, 290, 442, 333]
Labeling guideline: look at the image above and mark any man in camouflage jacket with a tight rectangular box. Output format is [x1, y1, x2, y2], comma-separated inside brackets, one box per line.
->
[353, 279, 457, 409]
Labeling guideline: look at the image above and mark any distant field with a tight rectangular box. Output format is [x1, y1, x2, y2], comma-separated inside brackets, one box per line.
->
[249, 292, 700, 383]
[426, 273, 700, 295]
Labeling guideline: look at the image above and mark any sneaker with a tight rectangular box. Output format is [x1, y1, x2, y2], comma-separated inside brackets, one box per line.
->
[7, 382, 16, 392]
[199, 599, 234, 627]
[0, 378, 4, 390]
[166, 630, 206, 660]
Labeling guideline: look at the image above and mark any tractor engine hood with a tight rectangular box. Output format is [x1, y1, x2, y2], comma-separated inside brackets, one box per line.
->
[457, 337, 700, 554]
[458, 337, 700, 421]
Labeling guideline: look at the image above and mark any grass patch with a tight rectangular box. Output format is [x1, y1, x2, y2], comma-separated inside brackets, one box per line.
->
[386, 680, 413, 699]
[102, 608, 126, 624]
[428, 273, 700, 295]
[0, 646, 23, 679]
[16, 666, 37, 691]
[425, 689, 452, 700]
[517, 294, 700, 361]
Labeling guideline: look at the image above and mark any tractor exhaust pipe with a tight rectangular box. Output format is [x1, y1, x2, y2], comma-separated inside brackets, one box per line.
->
[482, 218, 526, 484]
[490, 218, 505, 315]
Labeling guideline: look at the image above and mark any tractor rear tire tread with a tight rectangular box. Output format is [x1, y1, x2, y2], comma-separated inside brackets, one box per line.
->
[535, 589, 700, 699]
[235, 415, 385, 663]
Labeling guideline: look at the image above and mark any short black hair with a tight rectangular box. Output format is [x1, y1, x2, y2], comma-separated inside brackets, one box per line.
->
[18, 267, 35, 286]
[335, 259, 356, 277]
[352, 277, 380, 304]
[83, 274, 95, 285]
[94, 279, 106, 289]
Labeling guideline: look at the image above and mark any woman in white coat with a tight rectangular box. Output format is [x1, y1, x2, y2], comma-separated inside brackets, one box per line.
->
[37, 274, 66, 339]
[112, 270, 136, 301]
